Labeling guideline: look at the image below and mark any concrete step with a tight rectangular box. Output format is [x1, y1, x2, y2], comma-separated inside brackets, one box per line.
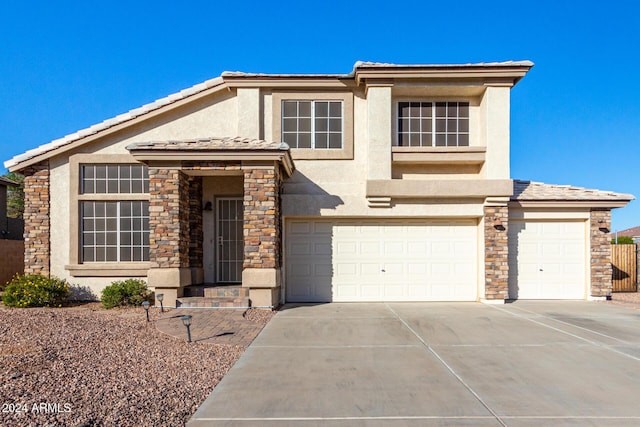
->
[182, 284, 249, 298]
[176, 296, 251, 308]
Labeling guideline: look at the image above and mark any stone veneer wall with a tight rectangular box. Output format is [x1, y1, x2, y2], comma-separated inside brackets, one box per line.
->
[148, 168, 190, 269]
[188, 176, 203, 269]
[22, 162, 50, 275]
[590, 209, 613, 297]
[243, 166, 280, 269]
[484, 205, 509, 300]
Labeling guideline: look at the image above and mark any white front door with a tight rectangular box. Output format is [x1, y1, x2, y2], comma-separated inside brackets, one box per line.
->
[216, 198, 243, 283]
[285, 219, 478, 302]
[508, 220, 587, 299]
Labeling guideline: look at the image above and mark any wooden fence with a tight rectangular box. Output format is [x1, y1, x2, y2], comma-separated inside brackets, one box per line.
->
[612, 244, 638, 292]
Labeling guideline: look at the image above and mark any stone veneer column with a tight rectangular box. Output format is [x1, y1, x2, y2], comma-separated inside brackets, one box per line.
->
[147, 167, 192, 306]
[242, 165, 282, 307]
[590, 209, 613, 298]
[484, 205, 509, 301]
[188, 176, 203, 283]
[22, 162, 50, 276]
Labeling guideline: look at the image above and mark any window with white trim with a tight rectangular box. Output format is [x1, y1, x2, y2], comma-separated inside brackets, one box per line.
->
[80, 164, 150, 263]
[281, 100, 343, 149]
[397, 102, 469, 147]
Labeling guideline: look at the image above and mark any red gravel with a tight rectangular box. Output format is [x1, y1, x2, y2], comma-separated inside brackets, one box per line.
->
[0, 304, 273, 426]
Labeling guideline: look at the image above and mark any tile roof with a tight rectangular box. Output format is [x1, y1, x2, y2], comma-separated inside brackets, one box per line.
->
[4, 60, 532, 170]
[617, 226, 640, 237]
[0, 176, 19, 186]
[126, 137, 289, 151]
[512, 180, 634, 202]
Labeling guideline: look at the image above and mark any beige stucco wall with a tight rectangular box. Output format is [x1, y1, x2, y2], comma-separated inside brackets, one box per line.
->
[41, 77, 515, 298]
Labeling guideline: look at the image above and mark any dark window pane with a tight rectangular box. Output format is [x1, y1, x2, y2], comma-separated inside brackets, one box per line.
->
[120, 248, 132, 262]
[436, 119, 446, 132]
[399, 133, 410, 146]
[121, 218, 132, 230]
[297, 133, 312, 148]
[329, 133, 342, 149]
[421, 103, 432, 117]
[96, 232, 105, 244]
[83, 202, 94, 217]
[131, 166, 142, 179]
[121, 202, 131, 216]
[282, 133, 297, 146]
[447, 134, 458, 146]
[96, 166, 106, 179]
[410, 119, 420, 132]
[298, 101, 311, 117]
[107, 165, 118, 179]
[83, 248, 94, 262]
[298, 117, 311, 132]
[410, 134, 420, 147]
[283, 101, 298, 117]
[106, 203, 117, 217]
[435, 103, 446, 117]
[423, 132, 433, 146]
[459, 119, 469, 132]
[315, 118, 328, 132]
[95, 220, 105, 232]
[95, 202, 105, 216]
[83, 166, 94, 179]
[133, 249, 142, 262]
[83, 233, 94, 245]
[121, 233, 132, 245]
[409, 104, 421, 116]
[459, 103, 469, 117]
[108, 180, 119, 193]
[132, 180, 142, 193]
[133, 232, 142, 245]
[96, 180, 106, 193]
[329, 102, 341, 117]
[458, 134, 469, 146]
[399, 103, 410, 118]
[448, 103, 458, 117]
[283, 118, 297, 132]
[143, 180, 149, 193]
[83, 180, 94, 194]
[133, 202, 142, 216]
[448, 119, 458, 132]
[315, 134, 328, 149]
[400, 119, 409, 134]
[106, 247, 117, 261]
[83, 219, 94, 231]
[329, 118, 341, 132]
[106, 232, 117, 245]
[106, 218, 117, 231]
[315, 101, 328, 117]
[120, 180, 131, 193]
[435, 134, 447, 146]
[120, 166, 130, 179]
[143, 232, 149, 245]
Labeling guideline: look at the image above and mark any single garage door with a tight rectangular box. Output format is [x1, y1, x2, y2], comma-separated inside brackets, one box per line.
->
[285, 219, 478, 302]
[508, 220, 587, 299]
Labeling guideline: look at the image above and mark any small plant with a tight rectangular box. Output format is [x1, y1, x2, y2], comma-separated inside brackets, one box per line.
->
[611, 236, 635, 244]
[2, 274, 69, 308]
[101, 279, 151, 309]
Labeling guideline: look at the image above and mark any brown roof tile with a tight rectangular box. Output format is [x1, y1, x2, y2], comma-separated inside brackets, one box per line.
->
[512, 180, 634, 202]
[126, 137, 289, 151]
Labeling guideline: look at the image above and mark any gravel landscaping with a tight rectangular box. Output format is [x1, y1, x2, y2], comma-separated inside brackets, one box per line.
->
[0, 303, 275, 426]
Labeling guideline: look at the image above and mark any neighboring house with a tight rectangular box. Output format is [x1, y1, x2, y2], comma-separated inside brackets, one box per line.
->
[3, 61, 634, 307]
[0, 176, 24, 286]
[616, 226, 640, 244]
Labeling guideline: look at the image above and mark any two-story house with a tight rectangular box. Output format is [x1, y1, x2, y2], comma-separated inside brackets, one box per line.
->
[4, 61, 633, 308]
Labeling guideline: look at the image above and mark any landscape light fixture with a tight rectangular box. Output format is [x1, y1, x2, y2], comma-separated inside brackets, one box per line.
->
[156, 293, 164, 312]
[181, 315, 193, 343]
[141, 301, 150, 322]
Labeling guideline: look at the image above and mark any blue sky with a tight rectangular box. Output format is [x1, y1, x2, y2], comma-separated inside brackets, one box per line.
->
[1, 1, 638, 230]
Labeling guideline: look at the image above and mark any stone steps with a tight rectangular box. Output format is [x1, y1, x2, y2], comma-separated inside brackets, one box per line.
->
[177, 285, 250, 308]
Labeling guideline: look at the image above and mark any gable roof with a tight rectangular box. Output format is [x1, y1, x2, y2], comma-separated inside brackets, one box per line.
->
[0, 176, 18, 187]
[511, 180, 634, 207]
[5, 60, 533, 172]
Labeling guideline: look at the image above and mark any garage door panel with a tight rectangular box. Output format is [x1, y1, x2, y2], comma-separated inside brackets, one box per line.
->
[509, 220, 586, 300]
[286, 219, 477, 302]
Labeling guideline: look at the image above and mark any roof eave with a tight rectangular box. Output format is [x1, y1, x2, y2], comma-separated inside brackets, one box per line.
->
[509, 200, 633, 209]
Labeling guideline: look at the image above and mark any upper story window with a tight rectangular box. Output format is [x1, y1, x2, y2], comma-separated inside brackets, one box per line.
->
[397, 102, 469, 147]
[81, 164, 149, 194]
[282, 100, 343, 149]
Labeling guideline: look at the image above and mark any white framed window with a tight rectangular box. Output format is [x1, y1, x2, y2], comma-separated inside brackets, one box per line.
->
[81, 201, 149, 262]
[79, 164, 150, 263]
[281, 100, 343, 149]
[397, 101, 469, 147]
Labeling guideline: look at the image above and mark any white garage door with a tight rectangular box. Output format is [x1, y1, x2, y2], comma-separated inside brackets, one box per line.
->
[285, 219, 478, 302]
[508, 221, 587, 299]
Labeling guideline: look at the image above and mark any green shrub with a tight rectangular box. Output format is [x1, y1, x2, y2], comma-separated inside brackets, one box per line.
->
[2, 274, 69, 308]
[101, 279, 151, 309]
[611, 236, 635, 244]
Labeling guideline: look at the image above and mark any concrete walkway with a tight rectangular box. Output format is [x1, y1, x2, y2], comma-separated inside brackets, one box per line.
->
[188, 301, 640, 426]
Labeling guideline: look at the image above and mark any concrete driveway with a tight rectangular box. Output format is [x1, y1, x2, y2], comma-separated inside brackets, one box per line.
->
[188, 301, 640, 426]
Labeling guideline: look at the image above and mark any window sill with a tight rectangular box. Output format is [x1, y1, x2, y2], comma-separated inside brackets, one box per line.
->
[391, 146, 486, 165]
[66, 263, 150, 277]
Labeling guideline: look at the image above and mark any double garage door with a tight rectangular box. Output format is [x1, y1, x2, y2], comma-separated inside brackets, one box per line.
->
[285, 219, 478, 302]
